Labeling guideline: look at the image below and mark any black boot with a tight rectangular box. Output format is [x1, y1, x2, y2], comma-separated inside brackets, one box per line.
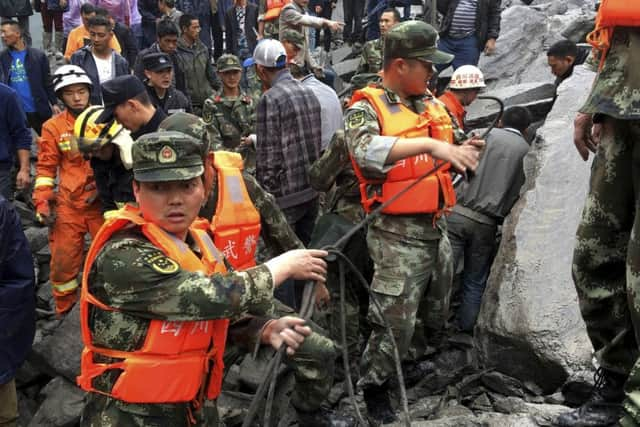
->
[556, 367, 627, 427]
[295, 407, 356, 427]
[363, 384, 398, 426]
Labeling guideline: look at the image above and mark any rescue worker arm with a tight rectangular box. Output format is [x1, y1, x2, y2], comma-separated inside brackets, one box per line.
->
[16, 149, 31, 190]
[487, 0, 501, 42]
[95, 237, 277, 321]
[386, 135, 484, 173]
[244, 173, 305, 253]
[33, 124, 61, 220]
[573, 112, 599, 161]
[261, 316, 312, 356]
[90, 157, 118, 213]
[227, 314, 273, 352]
[280, 7, 327, 29]
[308, 129, 349, 192]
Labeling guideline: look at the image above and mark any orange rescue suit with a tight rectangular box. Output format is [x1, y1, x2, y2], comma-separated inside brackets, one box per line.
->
[263, 0, 290, 21]
[438, 90, 466, 130]
[587, 0, 640, 69]
[33, 109, 104, 314]
[209, 151, 261, 270]
[77, 206, 231, 403]
[349, 86, 456, 215]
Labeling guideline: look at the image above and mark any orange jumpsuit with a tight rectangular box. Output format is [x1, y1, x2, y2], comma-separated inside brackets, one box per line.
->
[33, 110, 104, 314]
[438, 90, 466, 130]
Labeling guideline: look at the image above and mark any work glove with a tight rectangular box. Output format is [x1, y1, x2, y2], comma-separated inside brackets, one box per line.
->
[33, 186, 56, 226]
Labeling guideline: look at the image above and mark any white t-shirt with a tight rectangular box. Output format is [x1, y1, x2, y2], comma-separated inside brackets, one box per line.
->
[92, 53, 114, 84]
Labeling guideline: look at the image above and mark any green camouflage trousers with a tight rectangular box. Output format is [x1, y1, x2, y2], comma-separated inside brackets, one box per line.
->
[358, 223, 453, 388]
[571, 118, 640, 424]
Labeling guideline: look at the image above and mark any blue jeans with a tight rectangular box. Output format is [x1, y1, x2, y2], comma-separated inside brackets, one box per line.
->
[436, 34, 481, 71]
[447, 211, 498, 332]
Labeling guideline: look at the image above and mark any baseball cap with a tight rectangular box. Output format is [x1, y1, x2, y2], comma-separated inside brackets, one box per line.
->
[280, 29, 305, 49]
[384, 21, 454, 65]
[158, 112, 210, 156]
[242, 39, 287, 68]
[143, 52, 173, 72]
[132, 131, 204, 182]
[217, 54, 243, 72]
[96, 75, 146, 124]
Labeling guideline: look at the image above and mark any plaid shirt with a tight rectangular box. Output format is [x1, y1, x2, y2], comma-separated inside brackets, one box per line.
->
[256, 69, 322, 210]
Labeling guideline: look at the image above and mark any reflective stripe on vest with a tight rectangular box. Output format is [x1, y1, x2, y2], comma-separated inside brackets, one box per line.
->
[264, 0, 290, 21]
[349, 86, 456, 215]
[210, 151, 261, 270]
[34, 176, 55, 189]
[77, 205, 230, 404]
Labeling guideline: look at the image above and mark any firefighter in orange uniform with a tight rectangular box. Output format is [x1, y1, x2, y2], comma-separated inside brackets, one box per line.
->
[438, 65, 486, 131]
[32, 65, 104, 315]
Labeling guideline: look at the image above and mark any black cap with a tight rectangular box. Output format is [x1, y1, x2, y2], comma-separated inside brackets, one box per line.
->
[143, 52, 173, 72]
[97, 75, 146, 124]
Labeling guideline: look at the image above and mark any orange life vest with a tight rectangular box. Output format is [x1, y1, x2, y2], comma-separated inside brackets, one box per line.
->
[77, 205, 230, 404]
[586, 0, 640, 69]
[438, 91, 465, 130]
[210, 151, 261, 271]
[264, 0, 290, 21]
[349, 86, 456, 215]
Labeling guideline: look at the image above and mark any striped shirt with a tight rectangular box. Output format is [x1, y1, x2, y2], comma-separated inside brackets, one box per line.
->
[449, 0, 477, 37]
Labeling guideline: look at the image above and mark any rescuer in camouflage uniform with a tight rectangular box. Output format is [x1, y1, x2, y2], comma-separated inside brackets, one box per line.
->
[78, 130, 352, 427]
[344, 21, 483, 424]
[202, 54, 258, 174]
[156, 113, 352, 427]
[308, 129, 372, 380]
[355, 8, 400, 75]
[555, 26, 640, 427]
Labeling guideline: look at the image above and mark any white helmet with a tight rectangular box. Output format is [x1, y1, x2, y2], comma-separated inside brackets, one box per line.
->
[53, 65, 93, 94]
[449, 65, 486, 90]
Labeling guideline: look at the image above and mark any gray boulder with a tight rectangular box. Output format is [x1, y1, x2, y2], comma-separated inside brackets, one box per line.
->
[27, 377, 85, 427]
[30, 302, 82, 382]
[475, 65, 596, 393]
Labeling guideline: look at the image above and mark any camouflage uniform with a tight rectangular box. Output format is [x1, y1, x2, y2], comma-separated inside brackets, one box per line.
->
[356, 37, 383, 75]
[155, 114, 337, 420]
[345, 66, 454, 394]
[202, 55, 259, 174]
[567, 28, 640, 426]
[308, 130, 372, 371]
[80, 132, 335, 426]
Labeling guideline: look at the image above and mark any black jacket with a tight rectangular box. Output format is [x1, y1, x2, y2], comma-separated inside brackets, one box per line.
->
[146, 85, 192, 115]
[427, 0, 501, 48]
[70, 46, 130, 105]
[113, 22, 139, 70]
[134, 43, 188, 95]
[224, 3, 258, 56]
[0, 0, 32, 16]
[0, 47, 56, 120]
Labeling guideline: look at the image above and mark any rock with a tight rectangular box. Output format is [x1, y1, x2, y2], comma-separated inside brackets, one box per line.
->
[545, 392, 565, 405]
[475, 66, 597, 394]
[30, 303, 82, 382]
[23, 226, 49, 253]
[331, 44, 354, 64]
[492, 396, 571, 426]
[36, 281, 54, 312]
[332, 58, 360, 83]
[217, 391, 253, 427]
[17, 390, 38, 427]
[14, 199, 38, 228]
[470, 393, 493, 412]
[561, 377, 594, 406]
[478, 4, 594, 90]
[466, 82, 556, 130]
[410, 396, 442, 419]
[481, 372, 525, 398]
[27, 377, 85, 427]
[404, 412, 539, 427]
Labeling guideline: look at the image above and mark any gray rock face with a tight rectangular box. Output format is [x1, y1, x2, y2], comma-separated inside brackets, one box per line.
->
[478, 4, 595, 90]
[475, 65, 597, 393]
[30, 303, 83, 383]
[27, 377, 85, 427]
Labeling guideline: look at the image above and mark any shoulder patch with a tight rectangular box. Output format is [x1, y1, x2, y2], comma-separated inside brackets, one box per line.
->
[143, 251, 180, 274]
[346, 110, 366, 129]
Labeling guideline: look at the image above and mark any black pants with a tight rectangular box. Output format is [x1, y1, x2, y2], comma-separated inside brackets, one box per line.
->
[199, 11, 224, 59]
[342, 0, 364, 44]
[315, 4, 333, 52]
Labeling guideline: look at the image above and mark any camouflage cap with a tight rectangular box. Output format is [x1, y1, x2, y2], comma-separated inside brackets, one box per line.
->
[158, 112, 210, 156]
[217, 54, 242, 72]
[132, 131, 204, 182]
[384, 21, 454, 65]
[280, 29, 305, 49]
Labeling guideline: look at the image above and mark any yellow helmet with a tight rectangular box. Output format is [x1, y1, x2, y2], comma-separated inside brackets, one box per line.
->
[73, 106, 124, 154]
